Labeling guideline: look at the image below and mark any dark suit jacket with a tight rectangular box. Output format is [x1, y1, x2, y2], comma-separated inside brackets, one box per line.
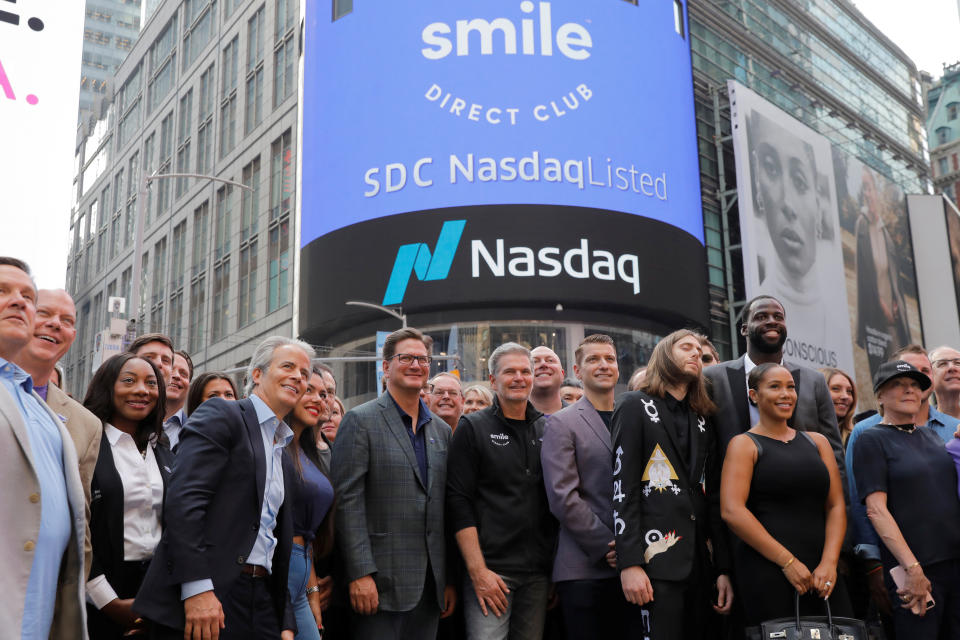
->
[133, 397, 296, 632]
[542, 396, 617, 582]
[703, 356, 846, 492]
[330, 392, 450, 612]
[612, 390, 729, 582]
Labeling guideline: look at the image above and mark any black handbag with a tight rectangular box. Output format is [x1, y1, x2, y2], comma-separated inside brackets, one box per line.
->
[745, 592, 868, 640]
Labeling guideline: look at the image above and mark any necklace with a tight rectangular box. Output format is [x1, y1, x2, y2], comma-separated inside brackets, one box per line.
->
[881, 423, 916, 434]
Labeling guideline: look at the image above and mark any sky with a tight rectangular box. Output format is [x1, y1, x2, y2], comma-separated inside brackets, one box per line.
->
[4, 0, 960, 292]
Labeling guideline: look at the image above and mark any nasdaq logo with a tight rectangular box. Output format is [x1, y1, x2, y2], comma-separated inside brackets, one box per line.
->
[382, 220, 467, 305]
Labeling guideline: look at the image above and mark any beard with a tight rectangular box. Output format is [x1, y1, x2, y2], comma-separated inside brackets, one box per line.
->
[748, 325, 787, 354]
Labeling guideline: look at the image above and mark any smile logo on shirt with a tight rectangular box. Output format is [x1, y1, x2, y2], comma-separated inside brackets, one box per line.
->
[490, 432, 510, 447]
[641, 444, 680, 496]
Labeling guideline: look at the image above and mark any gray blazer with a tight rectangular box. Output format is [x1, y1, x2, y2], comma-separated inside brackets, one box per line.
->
[704, 356, 846, 489]
[542, 395, 617, 583]
[331, 393, 451, 612]
[0, 382, 87, 639]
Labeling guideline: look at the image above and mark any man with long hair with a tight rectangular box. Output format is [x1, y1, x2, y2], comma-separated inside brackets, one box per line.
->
[613, 329, 733, 639]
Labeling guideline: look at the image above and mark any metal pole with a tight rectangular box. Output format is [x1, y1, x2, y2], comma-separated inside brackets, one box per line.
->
[345, 300, 407, 328]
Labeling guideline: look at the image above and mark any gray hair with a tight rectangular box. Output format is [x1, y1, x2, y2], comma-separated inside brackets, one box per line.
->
[488, 342, 532, 377]
[429, 372, 463, 391]
[463, 382, 494, 404]
[245, 335, 317, 395]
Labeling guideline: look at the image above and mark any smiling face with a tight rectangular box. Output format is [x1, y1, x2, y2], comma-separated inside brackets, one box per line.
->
[112, 357, 160, 432]
[742, 298, 788, 354]
[134, 340, 174, 387]
[752, 113, 818, 279]
[932, 347, 960, 397]
[575, 343, 619, 394]
[428, 375, 464, 425]
[0, 264, 37, 356]
[490, 352, 534, 405]
[827, 373, 854, 421]
[167, 353, 191, 406]
[750, 365, 797, 421]
[202, 377, 236, 403]
[24, 289, 76, 367]
[252, 344, 311, 417]
[531, 346, 564, 392]
[292, 372, 328, 428]
[384, 338, 430, 394]
[321, 399, 342, 442]
[463, 389, 491, 414]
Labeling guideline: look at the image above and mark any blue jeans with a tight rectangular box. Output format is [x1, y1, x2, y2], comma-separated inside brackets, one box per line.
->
[288, 543, 321, 640]
[462, 572, 549, 640]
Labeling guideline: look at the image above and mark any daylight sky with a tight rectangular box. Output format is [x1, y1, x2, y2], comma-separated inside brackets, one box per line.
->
[5, 1, 960, 291]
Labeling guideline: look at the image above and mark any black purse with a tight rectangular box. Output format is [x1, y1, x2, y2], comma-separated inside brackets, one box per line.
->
[745, 592, 868, 640]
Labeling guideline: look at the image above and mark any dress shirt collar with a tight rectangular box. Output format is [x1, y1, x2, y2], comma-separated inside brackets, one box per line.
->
[743, 353, 783, 376]
[249, 393, 294, 446]
[387, 391, 433, 432]
[0, 356, 34, 392]
[104, 423, 126, 446]
[927, 406, 953, 428]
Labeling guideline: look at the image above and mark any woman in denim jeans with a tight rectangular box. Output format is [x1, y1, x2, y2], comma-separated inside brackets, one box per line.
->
[286, 368, 336, 639]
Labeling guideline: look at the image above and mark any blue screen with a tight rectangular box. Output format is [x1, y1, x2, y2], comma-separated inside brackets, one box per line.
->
[301, 0, 703, 245]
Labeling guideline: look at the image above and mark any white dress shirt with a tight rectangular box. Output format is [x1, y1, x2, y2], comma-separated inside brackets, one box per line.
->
[86, 424, 164, 609]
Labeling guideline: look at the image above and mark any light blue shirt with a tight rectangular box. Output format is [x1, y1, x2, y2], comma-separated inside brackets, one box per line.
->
[845, 405, 960, 560]
[0, 358, 71, 640]
[182, 394, 293, 600]
[164, 408, 185, 451]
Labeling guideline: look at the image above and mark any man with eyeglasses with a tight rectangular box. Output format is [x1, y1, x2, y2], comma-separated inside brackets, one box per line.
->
[428, 373, 464, 431]
[929, 346, 960, 421]
[331, 327, 453, 639]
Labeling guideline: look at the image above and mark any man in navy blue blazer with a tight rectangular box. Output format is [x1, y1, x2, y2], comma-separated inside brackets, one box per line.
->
[135, 336, 315, 640]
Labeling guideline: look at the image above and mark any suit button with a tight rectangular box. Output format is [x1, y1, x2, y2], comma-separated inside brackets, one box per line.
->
[29, 493, 39, 503]
[24, 540, 35, 552]
[237, 555, 246, 564]
[690, 514, 696, 521]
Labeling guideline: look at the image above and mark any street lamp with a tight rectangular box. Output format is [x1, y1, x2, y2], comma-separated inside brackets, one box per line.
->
[345, 300, 407, 328]
[129, 171, 253, 324]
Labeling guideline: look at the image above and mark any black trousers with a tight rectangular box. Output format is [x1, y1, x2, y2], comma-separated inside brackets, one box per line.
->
[148, 574, 283, 640]
[556, 576, 645, 640]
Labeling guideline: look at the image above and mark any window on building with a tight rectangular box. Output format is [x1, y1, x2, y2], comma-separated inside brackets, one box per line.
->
[953, 154, 959, 172]
[171, 221, 187, 290]
[121, 268, 132, 311]
[125, 152, 139, 247]
[241, 157, 261, 241]
[168, 290, 184, 348]
[148, 17, 177, 113]
[183, 0, 215, 72]
[269, 130, 293, 218]
[224, 0, 243, 19]
[151, 237, 167, 330]
[142, 132, 155, 224]
[245, 6, 265, 134]
[197, 64, 215, 174]
[950, 103, 960, 121]
[176, 90, 193, 198]
[192, 201, 210, 276]
[238, 239, 258, 327]
[189, 275, 206, 353]
[273, 0, 296, 107]
[211, 258, 230, 342]
[220, 36, 239, 157]
[939, 157, 949, 175]
[158, 112, 174, 214]
[118, 64, 142, 149]
[139, 252, 149, 324]
[268, 216, 289, 312]
[937, 127, 951, 145]
[215, 185, 233, 260]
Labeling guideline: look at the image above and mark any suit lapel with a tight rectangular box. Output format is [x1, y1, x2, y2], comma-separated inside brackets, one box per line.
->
[578, 398, 611, 452]
[241, 399, 267, 512]
[378, 394, 426, 491]
[96, 434, 126, 563]
[689, 413, 707, 484]
[726, 358, 750, 434]
[0, 383, 34, 463]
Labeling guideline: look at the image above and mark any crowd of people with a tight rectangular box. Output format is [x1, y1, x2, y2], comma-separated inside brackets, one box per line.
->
[3, 252, 960, 640]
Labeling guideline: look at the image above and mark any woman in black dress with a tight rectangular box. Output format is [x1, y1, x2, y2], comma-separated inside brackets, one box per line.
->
[720, 363, 849, 624]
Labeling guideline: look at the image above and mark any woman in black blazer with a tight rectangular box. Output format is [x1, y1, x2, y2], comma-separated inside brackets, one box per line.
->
[82, 353, 171, 639]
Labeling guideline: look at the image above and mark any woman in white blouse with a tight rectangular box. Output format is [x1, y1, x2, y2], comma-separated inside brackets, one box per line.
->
[82, 353, 171, 638]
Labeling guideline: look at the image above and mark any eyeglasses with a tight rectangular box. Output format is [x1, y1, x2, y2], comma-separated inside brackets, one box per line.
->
[933, 358, 960, 369]
[389, 353, 432, 366]
[430, 389, 461, 398]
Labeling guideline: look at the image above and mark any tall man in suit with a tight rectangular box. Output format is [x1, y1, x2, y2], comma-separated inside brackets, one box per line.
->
[542, 334, 633, 638]
[331, 327, 452, 639]
[135, 335, 314, 640]
[614, 330, 733, 639]
[14, 288, 102, 573]
[0, 258, 88, 639]
[703, 296, 845, 478]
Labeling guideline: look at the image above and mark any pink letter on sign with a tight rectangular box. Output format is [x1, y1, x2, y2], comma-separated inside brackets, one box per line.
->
[0, 56, 16, 100]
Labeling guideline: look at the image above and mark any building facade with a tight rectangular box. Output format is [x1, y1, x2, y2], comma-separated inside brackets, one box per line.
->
[80, 0, 142, 118]
[63, 0, 931, 406]
[925, 62, 960, 202]
[64, 0, 299, 397]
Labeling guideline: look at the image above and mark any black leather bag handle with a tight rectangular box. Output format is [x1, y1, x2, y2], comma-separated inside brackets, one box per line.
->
[792, 591, 834, 636]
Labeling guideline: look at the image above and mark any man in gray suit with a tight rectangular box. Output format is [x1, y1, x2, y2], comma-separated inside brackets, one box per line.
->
[542, 334, 638, 638]
[0, 258, 87, 639]
[704, 295, 845, 479]
[331, 327, 452, 639]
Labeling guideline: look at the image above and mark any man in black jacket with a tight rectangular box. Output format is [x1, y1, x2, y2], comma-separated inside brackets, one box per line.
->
[447, 342, 557, 640]
[614, 330, 733, 640]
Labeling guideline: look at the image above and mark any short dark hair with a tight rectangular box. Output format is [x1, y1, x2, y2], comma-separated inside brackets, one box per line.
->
[175, 349, 194, 380]
[0, 257, 32, 275]
[187, 371, 238, 415]
[382, 327, 426, 361]
[575, 334, 615, 366]
[83, 353, 166, 450]
[748, 362, 789, 393]
[127, 333, 174, 356]
[561, 378, 582, 389]
[892, 344, 927, 360]
[736, 295, 784, 330]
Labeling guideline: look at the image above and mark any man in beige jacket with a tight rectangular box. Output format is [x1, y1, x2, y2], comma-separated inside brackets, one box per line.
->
[15, 288, 101, 573]
[0, 258, 87, 639]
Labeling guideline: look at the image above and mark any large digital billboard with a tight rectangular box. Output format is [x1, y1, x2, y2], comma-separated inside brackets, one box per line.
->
[300, 1, 706, 342]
